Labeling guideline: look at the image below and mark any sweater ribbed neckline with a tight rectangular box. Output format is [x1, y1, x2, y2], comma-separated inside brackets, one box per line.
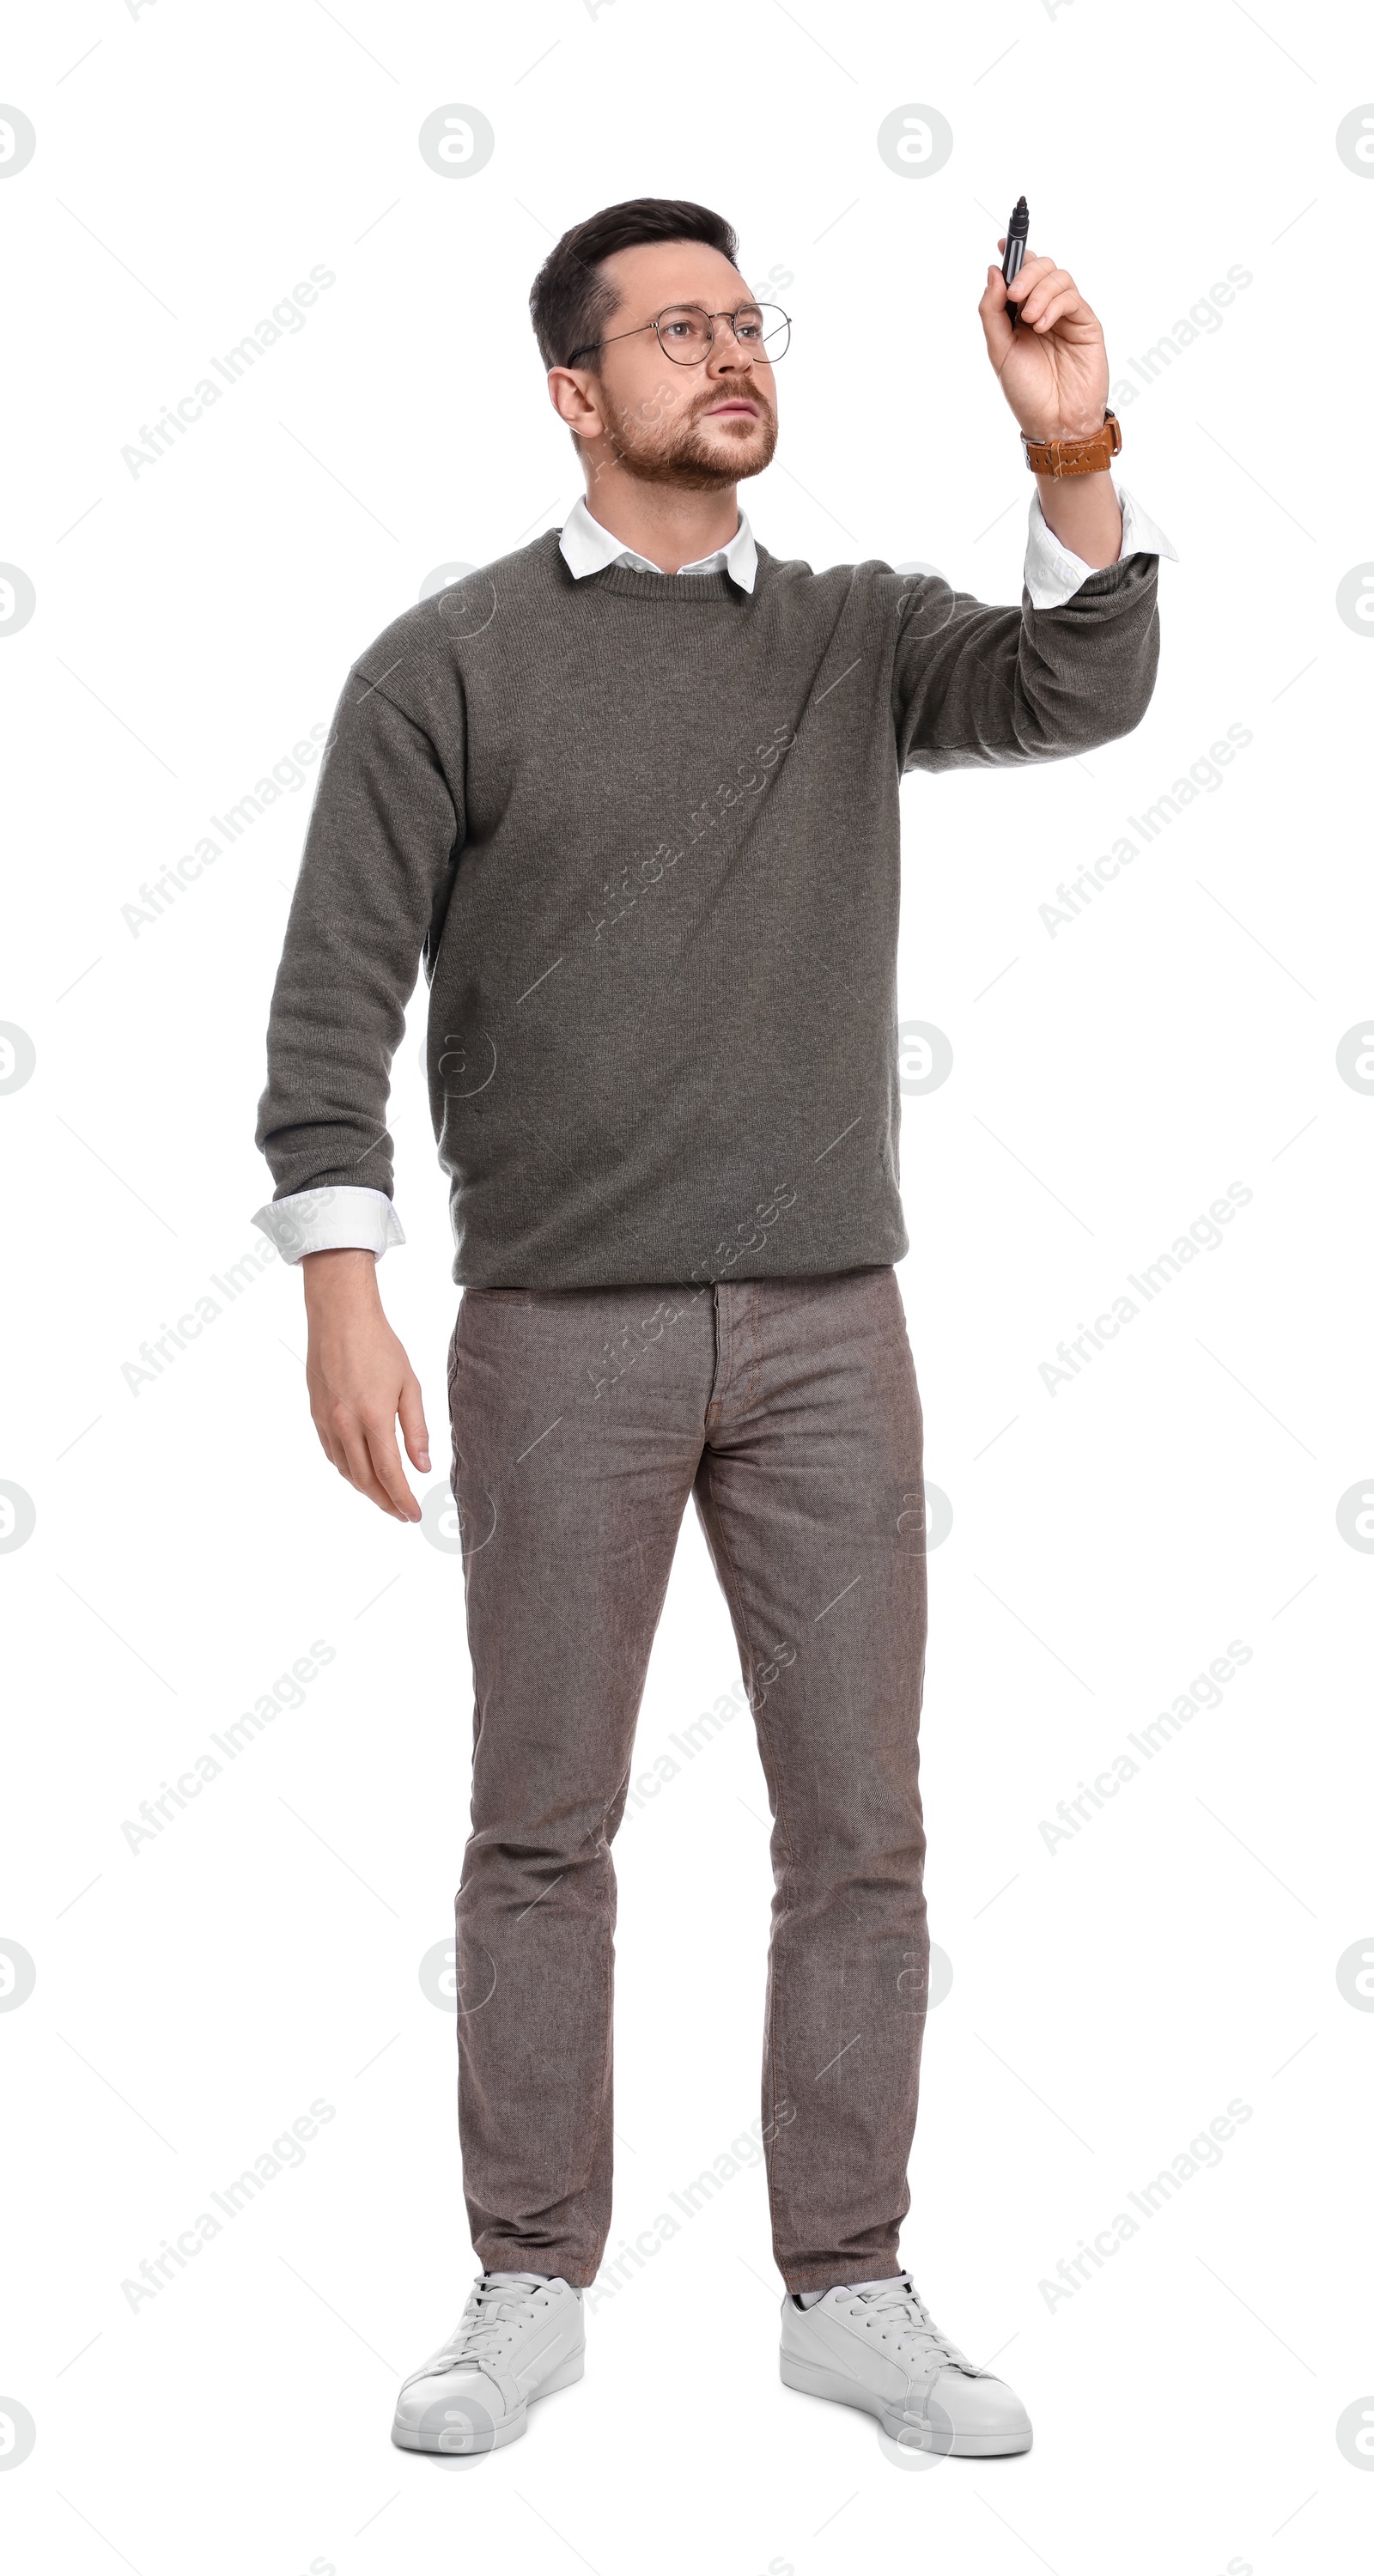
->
[582, 559, 751, 605]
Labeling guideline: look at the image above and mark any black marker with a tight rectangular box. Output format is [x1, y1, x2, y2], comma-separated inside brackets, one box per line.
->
[1001, 196, 1029, 325]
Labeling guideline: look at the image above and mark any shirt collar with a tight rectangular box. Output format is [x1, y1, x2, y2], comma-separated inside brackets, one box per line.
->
[558, 494, 757, 594]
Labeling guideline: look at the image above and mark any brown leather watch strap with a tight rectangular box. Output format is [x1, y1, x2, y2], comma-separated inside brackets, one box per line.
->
[1021, 409, 1122, 477]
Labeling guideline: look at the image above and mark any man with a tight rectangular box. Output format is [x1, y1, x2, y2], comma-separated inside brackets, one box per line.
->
[252, 197, 1172, 2459]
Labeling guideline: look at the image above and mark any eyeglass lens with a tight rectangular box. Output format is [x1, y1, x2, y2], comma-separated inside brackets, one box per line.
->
[654, 304, 791, 363]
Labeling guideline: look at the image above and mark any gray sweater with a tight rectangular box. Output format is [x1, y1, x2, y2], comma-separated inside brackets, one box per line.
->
[254, 531, 1159, 1287]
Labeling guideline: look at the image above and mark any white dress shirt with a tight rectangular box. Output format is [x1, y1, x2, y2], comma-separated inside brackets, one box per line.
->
[556, 492, 761, 589]
[252, 483, 1176, 1264]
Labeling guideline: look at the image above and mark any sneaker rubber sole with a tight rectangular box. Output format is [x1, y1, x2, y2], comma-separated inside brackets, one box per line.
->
[780, 2350, 1032, 2457]
[392, 2346, 585, 2454]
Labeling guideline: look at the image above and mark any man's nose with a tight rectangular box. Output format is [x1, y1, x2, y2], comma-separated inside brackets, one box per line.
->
[708, 329, 753, 376]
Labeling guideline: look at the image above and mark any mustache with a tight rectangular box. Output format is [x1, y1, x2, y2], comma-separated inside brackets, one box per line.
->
[691, 380, 772, 425]
[610, 377, 773, 433]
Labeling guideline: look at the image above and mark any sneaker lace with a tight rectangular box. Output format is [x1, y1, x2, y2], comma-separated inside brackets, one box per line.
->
[844, 2275, 980, 2376]
[425, 2272, 551, 2374]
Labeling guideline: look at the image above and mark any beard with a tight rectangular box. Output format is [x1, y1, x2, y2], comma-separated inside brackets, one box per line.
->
[602, 376, 778, 489]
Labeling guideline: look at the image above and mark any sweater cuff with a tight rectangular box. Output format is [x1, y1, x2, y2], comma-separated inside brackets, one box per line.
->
[251, 1185, 406, 1264]
[1024, 477, 1179, 611]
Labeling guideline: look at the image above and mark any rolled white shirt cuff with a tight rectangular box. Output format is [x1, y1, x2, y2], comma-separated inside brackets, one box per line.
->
[1024, 477, 1179, 611]
[251, 1184, 406, 1264]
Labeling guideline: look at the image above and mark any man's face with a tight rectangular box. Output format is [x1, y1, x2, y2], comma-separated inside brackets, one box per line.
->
[570, 240, 780, 489]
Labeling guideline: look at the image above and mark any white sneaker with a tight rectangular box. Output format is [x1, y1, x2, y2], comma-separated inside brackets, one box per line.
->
[780, 2274, 1031, 2457]
[392, 2271, 585, 2454]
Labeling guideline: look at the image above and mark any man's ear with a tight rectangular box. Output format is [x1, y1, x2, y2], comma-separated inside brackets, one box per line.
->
[547, 366, 604, 441]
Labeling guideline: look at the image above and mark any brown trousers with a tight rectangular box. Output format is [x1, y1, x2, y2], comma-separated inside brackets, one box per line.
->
[447, 1265, 930, 2294]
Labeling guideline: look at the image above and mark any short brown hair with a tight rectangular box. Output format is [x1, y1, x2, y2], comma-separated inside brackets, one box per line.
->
[529, 197, 740, 373]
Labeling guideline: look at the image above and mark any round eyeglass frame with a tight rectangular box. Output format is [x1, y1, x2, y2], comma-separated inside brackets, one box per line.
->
[564, 301, 792, 369]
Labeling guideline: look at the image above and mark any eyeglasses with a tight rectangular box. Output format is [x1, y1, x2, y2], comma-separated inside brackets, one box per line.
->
[565, 301, 792, 368]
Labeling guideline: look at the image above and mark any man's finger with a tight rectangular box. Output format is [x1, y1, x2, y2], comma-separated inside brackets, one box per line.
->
[1013, 265, 1075, 323]
[362, 1417, 423, 1522]
[331, 1407, 410, 1520]
[398, 1373, 431, 1474]
[1010, 270, 1077, 318]
[1022, 288, 1084, 336]
[1005, 250, 1055, 295]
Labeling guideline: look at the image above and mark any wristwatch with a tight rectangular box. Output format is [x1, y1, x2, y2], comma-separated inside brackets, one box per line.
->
[1021, 409, 1122, 477]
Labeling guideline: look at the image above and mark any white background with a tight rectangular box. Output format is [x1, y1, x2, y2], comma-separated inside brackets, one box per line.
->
[3, 2, 1371, 2571]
